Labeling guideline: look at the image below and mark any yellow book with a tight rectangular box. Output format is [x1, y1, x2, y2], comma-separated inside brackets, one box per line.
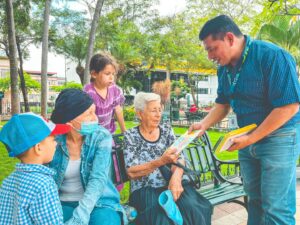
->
[215, 124, 257, 153]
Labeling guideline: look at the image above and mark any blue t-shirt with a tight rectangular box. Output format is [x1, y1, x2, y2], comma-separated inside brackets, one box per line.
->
[216, 35, 300, 128]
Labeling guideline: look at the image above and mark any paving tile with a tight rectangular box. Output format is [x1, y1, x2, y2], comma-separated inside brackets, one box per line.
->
[212, 213, 245, 225]
[230, 209, 248, 220]
[216, 202, 244, 214]
[237, 222, 247, 225]
[212, 183, 300, 224]
[212, 207, 229, 221]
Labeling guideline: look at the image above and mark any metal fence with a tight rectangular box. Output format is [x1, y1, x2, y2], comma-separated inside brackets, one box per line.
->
[0, 102, 55, 120]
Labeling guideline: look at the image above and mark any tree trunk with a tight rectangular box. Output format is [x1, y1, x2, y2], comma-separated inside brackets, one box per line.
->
[166, 70, 170, 79]
[5, 0, 20, 115]
[186, 74, 198, 106]
[41, 0, 51, 117]
[76, 63, 84, 85]
[83, 0, 105, 85]
[16, 37, 30, 112]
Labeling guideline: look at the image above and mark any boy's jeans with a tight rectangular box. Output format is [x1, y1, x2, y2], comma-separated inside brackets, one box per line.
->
[239, 123, 300, 225]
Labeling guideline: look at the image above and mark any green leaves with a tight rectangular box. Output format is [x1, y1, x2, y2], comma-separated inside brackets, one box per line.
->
[257, 15, 300, 64]
[51, 81, 82, 92]
[0, 72, 40, 92]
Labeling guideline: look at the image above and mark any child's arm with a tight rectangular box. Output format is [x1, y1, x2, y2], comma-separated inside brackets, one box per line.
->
[29, 182, 64, 225]
[115, 105, 126, 133]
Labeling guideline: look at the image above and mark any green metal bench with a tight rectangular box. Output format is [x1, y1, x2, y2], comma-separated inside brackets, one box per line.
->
[111, 132, 247, 216]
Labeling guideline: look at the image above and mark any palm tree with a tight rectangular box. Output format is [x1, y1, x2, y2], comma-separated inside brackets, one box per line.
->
[257, 15, 300, 76]
[5, 0, 20, 114]
[41, 0, 51, 117]
[83, 0, 105, 85]
[57, 36, 87, 85]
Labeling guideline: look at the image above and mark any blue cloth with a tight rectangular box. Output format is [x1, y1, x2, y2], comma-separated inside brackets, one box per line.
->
[239, 122, 300, 225]
[216, 35, 300, 128]
[130, 185, 212, 225]
[49, 126, 127, 225]
[0, 164, 63, 225]
[159, 190, 183, 225]
[61, 201, 121, 225]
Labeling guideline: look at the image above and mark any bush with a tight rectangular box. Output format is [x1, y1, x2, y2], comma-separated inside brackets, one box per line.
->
[123, 106, 135, 121]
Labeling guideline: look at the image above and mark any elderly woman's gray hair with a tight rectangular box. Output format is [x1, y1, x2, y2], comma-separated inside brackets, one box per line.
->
[134, 92, 161, 112]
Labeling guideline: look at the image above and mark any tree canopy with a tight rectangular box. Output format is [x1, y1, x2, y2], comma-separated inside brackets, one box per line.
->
[1, 0, 299, 101]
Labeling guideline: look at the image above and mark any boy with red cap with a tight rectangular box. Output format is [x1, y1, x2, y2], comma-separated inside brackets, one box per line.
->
[0, 112, 70, 225]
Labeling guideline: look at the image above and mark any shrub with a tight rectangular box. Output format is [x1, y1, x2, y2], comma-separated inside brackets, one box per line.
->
[123, 106, 135, 121]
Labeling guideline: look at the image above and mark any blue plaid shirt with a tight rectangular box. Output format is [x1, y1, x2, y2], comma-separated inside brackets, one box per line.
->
[0, 163, 63, 225]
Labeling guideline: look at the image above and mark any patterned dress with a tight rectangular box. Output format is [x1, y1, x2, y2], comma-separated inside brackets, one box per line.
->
[124, 123, 177, 192]
[123, 123, 212, 225]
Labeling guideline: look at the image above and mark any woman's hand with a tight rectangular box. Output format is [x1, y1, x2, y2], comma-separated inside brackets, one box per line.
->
[168, 177, 184, 201]
[160, 148, 179, 165]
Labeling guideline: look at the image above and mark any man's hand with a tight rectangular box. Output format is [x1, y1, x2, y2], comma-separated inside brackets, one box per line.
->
[227, 134, 254, 151]
[168, 177, 184, 201]
[160, 148, 179, 165]
[188, 122, 206, 137]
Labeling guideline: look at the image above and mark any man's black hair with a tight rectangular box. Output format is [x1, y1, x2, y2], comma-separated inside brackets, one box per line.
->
[199, 15, 243, 40]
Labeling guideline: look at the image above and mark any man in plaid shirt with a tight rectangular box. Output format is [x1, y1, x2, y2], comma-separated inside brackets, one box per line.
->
[0, 113, 70, 224]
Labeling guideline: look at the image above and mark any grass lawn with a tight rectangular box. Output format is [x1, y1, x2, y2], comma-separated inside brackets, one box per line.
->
[0, 143, 19, 184]
[0, 121, 238, 186]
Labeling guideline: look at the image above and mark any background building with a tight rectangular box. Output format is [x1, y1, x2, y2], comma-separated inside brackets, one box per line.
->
[0, 56, 65, 114]
[0, 56, 10, 79]
[134, 67, 218, 106]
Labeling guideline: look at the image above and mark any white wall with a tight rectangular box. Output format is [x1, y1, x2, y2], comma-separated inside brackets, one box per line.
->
[196, 75, 218, 105]
[23, 45, 81, 83]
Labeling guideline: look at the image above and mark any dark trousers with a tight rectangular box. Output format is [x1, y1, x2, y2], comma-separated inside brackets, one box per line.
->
[129, 184, 212, 225]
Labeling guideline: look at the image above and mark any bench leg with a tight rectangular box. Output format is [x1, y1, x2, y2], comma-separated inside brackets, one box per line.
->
[230, 197, 248, 211]
[243, 196, 248, 211]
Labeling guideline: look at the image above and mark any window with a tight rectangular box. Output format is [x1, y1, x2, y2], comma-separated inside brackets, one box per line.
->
[198, 75, 208, 81]
[0, 69, 9, 78]
[197, 88, 209, 94]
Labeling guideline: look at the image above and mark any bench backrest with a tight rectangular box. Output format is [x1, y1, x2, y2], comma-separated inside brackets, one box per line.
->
[111, 132, 228, 187]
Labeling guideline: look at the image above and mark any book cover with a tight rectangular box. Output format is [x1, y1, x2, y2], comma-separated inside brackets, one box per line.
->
[169, 129, 202, 154]
[215, 124, 257, 153]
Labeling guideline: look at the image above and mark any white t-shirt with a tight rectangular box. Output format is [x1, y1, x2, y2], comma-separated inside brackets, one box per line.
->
[59, 159, 84, 202]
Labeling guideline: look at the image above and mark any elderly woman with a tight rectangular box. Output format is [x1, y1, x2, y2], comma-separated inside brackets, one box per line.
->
[124, 92, 212, 225]
[49, 88, 127, 225]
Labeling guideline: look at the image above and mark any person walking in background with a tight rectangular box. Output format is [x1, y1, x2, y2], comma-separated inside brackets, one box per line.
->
[189, 15, 300, 225]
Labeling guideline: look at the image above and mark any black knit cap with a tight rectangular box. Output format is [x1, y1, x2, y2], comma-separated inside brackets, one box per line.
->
[51, 88, 94, 124]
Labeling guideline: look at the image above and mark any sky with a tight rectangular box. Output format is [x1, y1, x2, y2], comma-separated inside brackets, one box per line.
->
[23, 0, 187, 83]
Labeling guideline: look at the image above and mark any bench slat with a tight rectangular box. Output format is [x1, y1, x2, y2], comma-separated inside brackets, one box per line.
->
[190, 147, 202, 172]
[202, 145, 216, 171]
[197, 146, 209, 173]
